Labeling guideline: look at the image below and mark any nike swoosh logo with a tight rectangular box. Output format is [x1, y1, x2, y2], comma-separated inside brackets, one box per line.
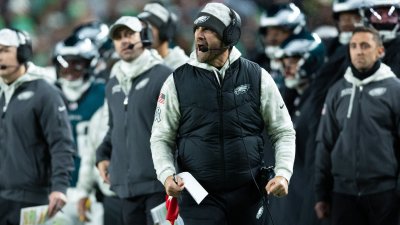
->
[58, 106, 66, 112]
[279, 104, 284, 109]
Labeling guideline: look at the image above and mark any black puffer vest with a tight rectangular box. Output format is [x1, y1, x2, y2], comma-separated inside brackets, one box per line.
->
[173, 58, 264, 192]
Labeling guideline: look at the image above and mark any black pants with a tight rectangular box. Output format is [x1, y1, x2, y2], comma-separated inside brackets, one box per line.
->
[0, 196, 38, 225]
[121, 192, 165, 225]
[332, 190, 400, 225]
[178, 183, 262, 225]
[103, 196, 123, 225]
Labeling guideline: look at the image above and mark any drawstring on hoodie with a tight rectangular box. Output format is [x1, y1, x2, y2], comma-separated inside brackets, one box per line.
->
[344, 63, 396, 119]
[347, 83, 356, 118]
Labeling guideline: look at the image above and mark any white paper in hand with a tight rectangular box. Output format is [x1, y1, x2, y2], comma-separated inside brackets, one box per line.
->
[178, 172, 208, 204]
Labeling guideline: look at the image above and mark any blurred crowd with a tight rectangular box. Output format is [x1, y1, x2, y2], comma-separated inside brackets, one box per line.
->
[0, 0, 333, 66]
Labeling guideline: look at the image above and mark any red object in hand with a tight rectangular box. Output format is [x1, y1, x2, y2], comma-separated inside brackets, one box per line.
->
[166, 195, 179, 225]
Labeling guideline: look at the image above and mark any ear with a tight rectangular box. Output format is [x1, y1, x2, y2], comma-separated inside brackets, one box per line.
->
[377, 46, 385, 59]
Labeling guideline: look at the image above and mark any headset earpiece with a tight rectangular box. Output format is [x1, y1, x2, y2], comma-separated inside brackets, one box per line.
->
[159, 13, 177, 42]
[222, 8, 241, 47]
[140, 20, 153, 48]
[12, 29, 33, 64]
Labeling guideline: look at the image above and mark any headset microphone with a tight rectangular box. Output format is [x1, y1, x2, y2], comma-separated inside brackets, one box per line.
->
[199, 46, 228, 53]
[0, 65, 18, 70]
[127, 41, 143, 50]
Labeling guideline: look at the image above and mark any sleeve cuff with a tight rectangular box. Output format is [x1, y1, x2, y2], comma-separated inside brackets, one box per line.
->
[51, 185, 68, 195]
[159, 169, 176, 186]
[275, 168, 292, 183]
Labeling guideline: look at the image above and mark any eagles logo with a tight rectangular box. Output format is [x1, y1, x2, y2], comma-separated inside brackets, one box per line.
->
[194, 16, 210, 25]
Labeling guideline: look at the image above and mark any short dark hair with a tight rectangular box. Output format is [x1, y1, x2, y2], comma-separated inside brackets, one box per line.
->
[352, 26, 383, 47]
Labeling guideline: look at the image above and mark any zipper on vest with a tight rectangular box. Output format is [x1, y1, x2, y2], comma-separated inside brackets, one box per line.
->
[217, 88, 226, 186]
[214, 71, 223, 86]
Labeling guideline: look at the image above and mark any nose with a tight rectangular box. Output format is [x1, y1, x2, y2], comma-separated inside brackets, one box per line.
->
[121, 35, 131, 43]
[195, 27, 206, 38]
[354, 46, 363, 55]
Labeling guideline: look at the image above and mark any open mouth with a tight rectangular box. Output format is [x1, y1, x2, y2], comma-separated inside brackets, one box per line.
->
[123, 47, 132, 51]
[197, 43, 208, 53]
[123, 44, 135, 51]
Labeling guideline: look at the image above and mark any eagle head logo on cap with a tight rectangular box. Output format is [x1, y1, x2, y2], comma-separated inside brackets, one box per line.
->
[194, 16, 210, 25]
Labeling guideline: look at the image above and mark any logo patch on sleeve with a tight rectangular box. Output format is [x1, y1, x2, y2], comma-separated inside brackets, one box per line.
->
[155, 107, 161, 122]
[158, 93, 166, 104]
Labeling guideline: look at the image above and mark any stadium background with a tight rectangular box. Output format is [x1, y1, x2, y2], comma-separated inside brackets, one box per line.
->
[0, 0, 335, 66]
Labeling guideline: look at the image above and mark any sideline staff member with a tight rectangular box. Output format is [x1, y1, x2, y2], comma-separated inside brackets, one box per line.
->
[0, 28, 75, 225]
[151, 3, 296, 225]
[315, 26, 400, 225]
[96, 16, 172, 225]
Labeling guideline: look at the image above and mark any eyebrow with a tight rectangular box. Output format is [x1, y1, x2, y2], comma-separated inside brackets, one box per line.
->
[349, 41, 373, 49]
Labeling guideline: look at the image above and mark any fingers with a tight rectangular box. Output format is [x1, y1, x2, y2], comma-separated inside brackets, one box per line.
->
[98, 160, 110, 184]
[266, 176, 288, 197]
[164, 175, 184, 197]
[47, 199, 57, 218]
[315, 208, 325, 219]
[47, 192, 67, 218]
[314, 202, 330, 219]
[101, 171, 110, 184]
[78, 198, 91, 222]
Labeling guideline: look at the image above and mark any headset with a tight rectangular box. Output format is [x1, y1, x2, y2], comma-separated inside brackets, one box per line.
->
[11, 28, 33, 64]
[223, 8, 242, 47]
[159, 12, 177, 42]
[139, 19, 153, 48]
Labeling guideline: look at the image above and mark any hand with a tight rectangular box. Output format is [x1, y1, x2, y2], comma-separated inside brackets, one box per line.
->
[314, 201, 330, 219]
[97, 160, 110, 184]
[265, 176, 288, 197]
[77, 197, 91, 222]
[47, 191, 67, 218]
[164, 174, 184, 197]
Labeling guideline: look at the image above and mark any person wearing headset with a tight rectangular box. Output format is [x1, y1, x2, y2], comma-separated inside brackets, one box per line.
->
[0, 28, 75, 225]
[95, 16, 172, 225]
[150, 3, 296, 225]
[138, 1, 189, 70]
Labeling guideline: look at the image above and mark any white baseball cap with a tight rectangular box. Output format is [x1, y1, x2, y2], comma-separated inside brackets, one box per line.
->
[0, 28, 20, 47]
[109, 16, 143, 39]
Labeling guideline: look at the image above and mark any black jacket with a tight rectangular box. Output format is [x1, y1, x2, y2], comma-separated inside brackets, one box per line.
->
[315, 63, 400, 202]
[0, 79, 75, 204]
